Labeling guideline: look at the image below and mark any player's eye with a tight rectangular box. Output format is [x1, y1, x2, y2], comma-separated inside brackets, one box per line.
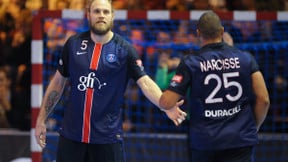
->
[93, 9, 101, 14]
[92, 9, 110, 15]
[103, 10, 110, 15]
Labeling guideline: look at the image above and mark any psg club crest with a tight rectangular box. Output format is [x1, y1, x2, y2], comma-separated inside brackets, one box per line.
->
[106, 54, 117, 63]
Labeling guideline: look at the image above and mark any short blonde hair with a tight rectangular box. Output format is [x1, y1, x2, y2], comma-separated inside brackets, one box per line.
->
[86, 0, 113, 11]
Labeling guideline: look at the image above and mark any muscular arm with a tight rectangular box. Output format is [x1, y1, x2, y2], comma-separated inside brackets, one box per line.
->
[252, 71, 270, 131]
[37, 70, 67, 122]
[137, 75, 187, 126]
[35, 70, 67, 148]
[159, 90, 182, 111]
[137, 75, 163, 107]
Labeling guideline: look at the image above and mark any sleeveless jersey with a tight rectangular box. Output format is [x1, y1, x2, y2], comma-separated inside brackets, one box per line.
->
[167, 42, 259, 150]
[57, 31, 146, 144]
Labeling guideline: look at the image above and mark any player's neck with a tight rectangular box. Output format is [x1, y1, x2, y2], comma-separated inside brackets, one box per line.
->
[90, 31, 114, 44]
[200, 37, 222, 47]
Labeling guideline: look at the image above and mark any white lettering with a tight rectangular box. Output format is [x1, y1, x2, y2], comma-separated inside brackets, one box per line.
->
[204, 106, 241, 118]
[200, 57, 240, 72]
[77, 72, 107, 91]
[200, 61, 207, 72]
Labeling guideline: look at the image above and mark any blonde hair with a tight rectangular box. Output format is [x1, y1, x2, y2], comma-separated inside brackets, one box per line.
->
[86, 0, 113, 11]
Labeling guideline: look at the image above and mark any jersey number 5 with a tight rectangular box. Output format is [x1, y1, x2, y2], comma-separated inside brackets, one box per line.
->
[204, 72, 243, 104]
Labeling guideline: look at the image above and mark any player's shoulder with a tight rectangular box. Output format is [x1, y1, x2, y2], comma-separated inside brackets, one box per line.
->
[228, 44, 254, 57]
[67, 31, 90, 41]
[110, 33, 136, 54]
[112, 33, 132, 46]
[62, 31, 90, 49]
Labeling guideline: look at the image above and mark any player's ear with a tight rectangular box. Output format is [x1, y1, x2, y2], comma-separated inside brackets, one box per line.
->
[86, 9, 90, 21]
[220, 27, 224, 35]
[111, 9, 115, 20]
[196, 29, 201, 37]
[85, 3, 90, 20]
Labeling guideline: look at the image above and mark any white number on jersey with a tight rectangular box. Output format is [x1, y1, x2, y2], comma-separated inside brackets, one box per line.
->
[81, 40, 88, 50]
[204, 72, 242, 104]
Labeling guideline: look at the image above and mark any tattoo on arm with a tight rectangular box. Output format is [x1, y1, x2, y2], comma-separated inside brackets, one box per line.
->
[45, 91, 60, 117]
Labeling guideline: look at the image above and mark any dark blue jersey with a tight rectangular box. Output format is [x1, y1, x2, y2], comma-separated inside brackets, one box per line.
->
[57, 31, 146, 144]
[168, 42, 259, 150]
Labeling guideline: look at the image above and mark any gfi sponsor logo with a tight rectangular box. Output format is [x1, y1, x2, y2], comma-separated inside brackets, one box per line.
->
[205, 105, 241, 117]
[77, 72, 107, 91]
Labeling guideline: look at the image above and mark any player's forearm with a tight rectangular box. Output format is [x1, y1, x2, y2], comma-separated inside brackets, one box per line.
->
[40, 89, 62, 121]
[251, 72, 270, 131]
[137, 75, 162, 108]
[38, 72, 67, 122]
[254, 98, 270, 131]
[159, 90, 181, 111]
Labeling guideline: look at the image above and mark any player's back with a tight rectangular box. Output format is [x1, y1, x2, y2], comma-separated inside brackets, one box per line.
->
[185, 42, 259, 150]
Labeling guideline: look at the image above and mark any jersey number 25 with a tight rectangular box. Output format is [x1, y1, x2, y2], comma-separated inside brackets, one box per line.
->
[204, 72, 242, 104]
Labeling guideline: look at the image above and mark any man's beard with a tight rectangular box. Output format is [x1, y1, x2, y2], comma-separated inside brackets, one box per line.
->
[90, 21, 113, 35]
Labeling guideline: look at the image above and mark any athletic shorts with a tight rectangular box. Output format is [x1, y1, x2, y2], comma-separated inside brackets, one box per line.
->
[190, 146, 254, 162]
[56, 135, 126, 162]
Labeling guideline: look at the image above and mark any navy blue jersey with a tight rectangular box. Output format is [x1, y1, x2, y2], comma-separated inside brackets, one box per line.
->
[57, 31, 146, 144]
[167, 42, 259, 150]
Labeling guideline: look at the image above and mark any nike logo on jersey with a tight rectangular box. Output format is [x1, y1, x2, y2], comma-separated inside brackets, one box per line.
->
[76, 51, 88, 55]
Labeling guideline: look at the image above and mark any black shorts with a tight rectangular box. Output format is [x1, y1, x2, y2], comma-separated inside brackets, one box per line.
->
[56, 135, 126, 162]
[190, 146, 254, 162]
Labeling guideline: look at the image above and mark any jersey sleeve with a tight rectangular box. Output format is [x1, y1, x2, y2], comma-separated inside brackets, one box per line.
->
[127, 45, 146, 81]
[166, 57, 192, 97]
[57, 38, 70, 77]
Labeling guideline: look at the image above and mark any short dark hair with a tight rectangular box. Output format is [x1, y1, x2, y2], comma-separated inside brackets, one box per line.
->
[197, 11, 223, 39]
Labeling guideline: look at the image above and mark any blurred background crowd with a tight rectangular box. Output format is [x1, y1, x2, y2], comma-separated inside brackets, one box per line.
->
[0, 0, 288, 132]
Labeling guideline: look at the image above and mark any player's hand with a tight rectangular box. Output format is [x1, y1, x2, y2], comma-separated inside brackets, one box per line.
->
[35, 118, 47, 149]
[163, 100, 187, 126]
